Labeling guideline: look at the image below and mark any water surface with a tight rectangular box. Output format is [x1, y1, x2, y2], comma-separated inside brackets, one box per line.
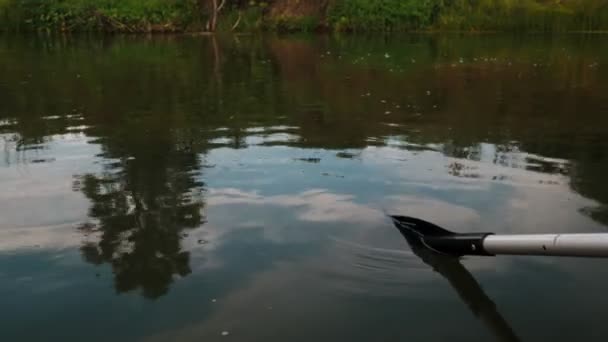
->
[1, 33, 608, 341]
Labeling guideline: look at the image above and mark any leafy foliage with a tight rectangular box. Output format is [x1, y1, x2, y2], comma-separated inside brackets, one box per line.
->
[0, 0, 202, 31]
[1, 0, 608, 31]
[327, 0, 608, 31]
[328, 0, 439, 31]
[435, 0, 608, 31]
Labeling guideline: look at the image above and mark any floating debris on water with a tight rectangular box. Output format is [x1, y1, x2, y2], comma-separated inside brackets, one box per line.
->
[295, 158, 321, 163]
[322, 172, 344, 178]
[336, 151, 357, 159]
[221, 331, 229, 336]
[492, 175, 509, 181]
[30, 158, 56, 164]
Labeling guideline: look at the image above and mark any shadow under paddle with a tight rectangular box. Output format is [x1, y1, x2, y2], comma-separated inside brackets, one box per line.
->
[396, 219, 520, 342]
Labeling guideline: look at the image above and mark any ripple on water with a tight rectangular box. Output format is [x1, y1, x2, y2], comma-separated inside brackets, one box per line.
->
[318, 238, 438, 298]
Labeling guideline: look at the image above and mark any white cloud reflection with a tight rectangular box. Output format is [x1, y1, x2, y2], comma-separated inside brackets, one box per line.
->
[208, 188, 384, 223]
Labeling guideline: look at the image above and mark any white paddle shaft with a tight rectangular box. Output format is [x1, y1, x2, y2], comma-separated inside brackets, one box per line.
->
[483, 234, 608, 257]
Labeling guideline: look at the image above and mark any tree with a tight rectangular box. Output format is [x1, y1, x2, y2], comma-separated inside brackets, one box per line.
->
[205, 0, 227, 31]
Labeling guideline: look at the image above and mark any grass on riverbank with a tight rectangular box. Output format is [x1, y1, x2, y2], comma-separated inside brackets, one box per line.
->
[327, 0, 608, 32]
[0, 0, 202, 32]
[2, 0, 608, 32]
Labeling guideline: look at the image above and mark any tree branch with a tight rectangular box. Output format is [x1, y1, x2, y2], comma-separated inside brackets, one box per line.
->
[217, 0, 226, 13]
[231, 11, 242, 31]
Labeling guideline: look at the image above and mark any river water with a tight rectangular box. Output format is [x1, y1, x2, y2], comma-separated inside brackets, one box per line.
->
[1, 33, 608, 341]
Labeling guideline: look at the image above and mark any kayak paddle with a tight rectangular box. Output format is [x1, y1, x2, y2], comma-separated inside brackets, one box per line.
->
[390, 216, 608, 258]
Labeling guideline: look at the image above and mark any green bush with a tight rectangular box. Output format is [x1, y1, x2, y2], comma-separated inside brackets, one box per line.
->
[0, 0, 201, 31]
[327, 0, 608, 32]
[2, 0, 608, 32]
[328, 0, 439, 31]
[436, 0, 608, 32]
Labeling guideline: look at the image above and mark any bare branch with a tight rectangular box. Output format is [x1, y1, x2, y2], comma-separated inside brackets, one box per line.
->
[217, 0, 226, 13]
[231, 11, 242, 31]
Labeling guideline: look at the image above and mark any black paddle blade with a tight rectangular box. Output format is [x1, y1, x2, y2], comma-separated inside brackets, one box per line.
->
[390, 215, 494, 257]
[389, 216, 455, 238]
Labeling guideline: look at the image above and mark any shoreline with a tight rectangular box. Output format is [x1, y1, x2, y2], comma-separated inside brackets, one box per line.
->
[3, 29, 608, 35]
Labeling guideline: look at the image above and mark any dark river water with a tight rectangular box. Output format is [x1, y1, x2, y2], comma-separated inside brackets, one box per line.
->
[1, 33, 608, 341]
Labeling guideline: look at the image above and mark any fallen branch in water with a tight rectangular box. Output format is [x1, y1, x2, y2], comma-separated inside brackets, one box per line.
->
[92, 10, 135, 32]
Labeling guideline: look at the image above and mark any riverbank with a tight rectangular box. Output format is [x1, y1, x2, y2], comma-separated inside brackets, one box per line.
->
[1, 0, 608, 33]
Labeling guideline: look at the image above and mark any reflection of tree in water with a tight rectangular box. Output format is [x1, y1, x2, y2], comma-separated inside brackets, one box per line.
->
[570, 147, 608, 226]
[62, 35, 280, 298]
[75, 146, 205, 299]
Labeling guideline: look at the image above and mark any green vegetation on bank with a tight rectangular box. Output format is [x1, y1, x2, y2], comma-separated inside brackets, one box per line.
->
[1, 0, 608, 32]
[0, 0, 215, 32]
[328, 0, 608, 31]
